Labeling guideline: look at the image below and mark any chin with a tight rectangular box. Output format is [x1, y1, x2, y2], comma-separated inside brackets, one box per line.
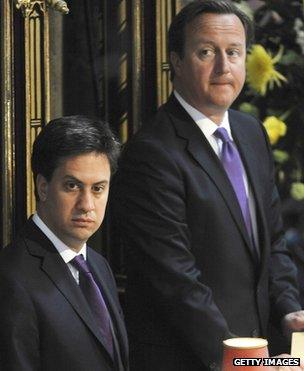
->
[212, 99, 233, 109]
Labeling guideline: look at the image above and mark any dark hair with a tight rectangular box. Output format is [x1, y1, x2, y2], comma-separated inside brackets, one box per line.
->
[168, 0, 254, 79]
[32, 115, 120, 200]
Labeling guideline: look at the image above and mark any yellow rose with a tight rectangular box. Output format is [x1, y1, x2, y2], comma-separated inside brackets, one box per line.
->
[263, 116, 287, 145]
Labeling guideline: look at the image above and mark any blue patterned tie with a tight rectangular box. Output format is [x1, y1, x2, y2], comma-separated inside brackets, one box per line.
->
[71, 254, 113, 358]
[214, 127, 254, 241]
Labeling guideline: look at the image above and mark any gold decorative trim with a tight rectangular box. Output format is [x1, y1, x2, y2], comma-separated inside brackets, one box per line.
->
[1, 0, 15, 245]
[15, 0, 45, 17]
[15, 0, 69, 16]
[131, 0, 143, 134]
[24, 1, 51, 216]
[156, 0, 173, 107]
[118, 0, 128, 143]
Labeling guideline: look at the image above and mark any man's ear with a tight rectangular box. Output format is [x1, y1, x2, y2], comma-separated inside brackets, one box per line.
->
[36, 174, 49, 202]
[170, 51, 183, 77]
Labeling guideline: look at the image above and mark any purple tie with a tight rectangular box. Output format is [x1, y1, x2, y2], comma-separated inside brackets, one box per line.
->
[214, 127, 254, 240]
[71, 255, 113, 358]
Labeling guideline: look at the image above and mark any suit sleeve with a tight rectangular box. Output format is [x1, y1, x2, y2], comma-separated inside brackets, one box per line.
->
[0, 273, 40, 371]
[112, 139, 233, 367]
[261, 124, 302, 322]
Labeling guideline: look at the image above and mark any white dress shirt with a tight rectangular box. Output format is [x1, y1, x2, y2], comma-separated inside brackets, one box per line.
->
[32, 213, 86, 284]
[174, 90, 258, 246]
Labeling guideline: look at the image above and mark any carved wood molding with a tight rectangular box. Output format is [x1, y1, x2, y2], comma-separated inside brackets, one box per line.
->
[13, 0, 69, 216]
[14, 0, 69, 17]
[1, 0, 15, 246]
[14, 0, 45, 17]
[47, 0, 69, 14]
[156, 0, 173, 106]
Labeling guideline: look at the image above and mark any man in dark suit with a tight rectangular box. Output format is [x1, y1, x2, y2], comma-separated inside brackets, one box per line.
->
[0, 116, 128, 371]
[111, 1, 304, 370]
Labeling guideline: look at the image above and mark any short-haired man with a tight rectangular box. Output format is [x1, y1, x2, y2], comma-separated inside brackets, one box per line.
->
[112, 1, 304, 370]
[0, 116, 128, 371]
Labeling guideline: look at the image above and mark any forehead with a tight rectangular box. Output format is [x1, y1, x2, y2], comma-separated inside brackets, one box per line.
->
[54, 152, 111, 179]
[185, 13, 246, 45]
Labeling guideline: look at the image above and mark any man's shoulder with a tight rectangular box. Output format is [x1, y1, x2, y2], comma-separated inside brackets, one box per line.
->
[0, 219, 46, 274]
[229, 108, 267, 140]
[135, 107, 175, 140]
[87, 247, 113, 274]
[0, 235, 31, 279]
[87, 246, 108, 264]
[228, 108, 261, 126]
[132, 95, 188, 136]
[1, 233, 27, 257]
[122, 96, 193, 157]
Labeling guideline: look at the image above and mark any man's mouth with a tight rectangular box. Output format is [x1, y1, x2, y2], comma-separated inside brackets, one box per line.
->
[71, 218, 94, 224]
[211, 80, 232, 85]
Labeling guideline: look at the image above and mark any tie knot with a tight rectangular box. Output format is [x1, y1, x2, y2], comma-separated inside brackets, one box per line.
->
[214, 127, 231, 143]
[70, 254, 90, 274]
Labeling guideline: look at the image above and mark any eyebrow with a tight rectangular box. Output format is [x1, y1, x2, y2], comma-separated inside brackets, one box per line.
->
[195, 41, 244, 47]
[228, 42, 244, 47]
[63, 175, 109, 186]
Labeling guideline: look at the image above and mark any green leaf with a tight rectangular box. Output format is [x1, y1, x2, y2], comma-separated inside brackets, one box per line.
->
[280, 50, 301, 65]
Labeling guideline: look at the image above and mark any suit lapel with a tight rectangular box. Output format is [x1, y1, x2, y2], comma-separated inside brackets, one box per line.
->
[164, 96, 255, 259]
[22, 220, 114, 363]
[88, 250, 128, 370]
[230, 116, 269, 264]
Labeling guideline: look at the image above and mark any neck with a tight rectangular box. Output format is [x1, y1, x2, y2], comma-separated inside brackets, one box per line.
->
[35, 208, 84, 252]
[174, 86, 226, 125]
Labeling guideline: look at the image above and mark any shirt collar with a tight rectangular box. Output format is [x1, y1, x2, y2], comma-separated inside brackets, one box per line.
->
[32, 212, 87, 263]
[174, 90, 233, 140]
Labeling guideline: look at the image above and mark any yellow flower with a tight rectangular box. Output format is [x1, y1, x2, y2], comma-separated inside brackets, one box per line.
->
[290, 182, 304, 201]
[263, 116, 287, 145]
[246, 44, 287, 95]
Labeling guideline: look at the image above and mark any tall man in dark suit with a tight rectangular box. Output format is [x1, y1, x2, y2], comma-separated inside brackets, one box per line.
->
[111, 1, 304, 370]
[0, 116, 129, 371]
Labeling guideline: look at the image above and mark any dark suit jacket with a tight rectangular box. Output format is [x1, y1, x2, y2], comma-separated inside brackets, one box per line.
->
[111, 95, 301, 370]
[289, 237, 304, 307]
[0, 219, 129, 371]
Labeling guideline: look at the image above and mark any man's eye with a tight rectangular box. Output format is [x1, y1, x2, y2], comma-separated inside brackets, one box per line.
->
[65, 182, 79, 190]
[198, 49, 213, 58]
[92, 185, 105, 193]
[228, 49, 240, 57]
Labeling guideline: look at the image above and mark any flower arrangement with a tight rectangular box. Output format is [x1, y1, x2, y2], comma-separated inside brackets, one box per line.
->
[233, 0, 304, 202]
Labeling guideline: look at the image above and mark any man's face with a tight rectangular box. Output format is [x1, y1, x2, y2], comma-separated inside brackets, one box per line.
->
[171, 13, 246, 123]
[37, 152, 111, 251]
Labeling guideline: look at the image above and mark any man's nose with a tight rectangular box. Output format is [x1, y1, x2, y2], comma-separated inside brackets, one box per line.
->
[77, 190, 95, 213]
[215, 52, 230, 74]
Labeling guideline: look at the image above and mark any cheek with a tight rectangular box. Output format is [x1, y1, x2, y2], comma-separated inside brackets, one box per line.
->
[94, 208, 106, 229]
[96, 197, 108, 217]
[55, 196, 75, 218]
[235, 62, 246, 83]
[240, 67, 246, 83]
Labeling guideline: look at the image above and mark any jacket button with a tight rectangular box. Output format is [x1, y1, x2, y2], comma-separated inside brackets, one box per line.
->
[251, 329, 259, 337]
